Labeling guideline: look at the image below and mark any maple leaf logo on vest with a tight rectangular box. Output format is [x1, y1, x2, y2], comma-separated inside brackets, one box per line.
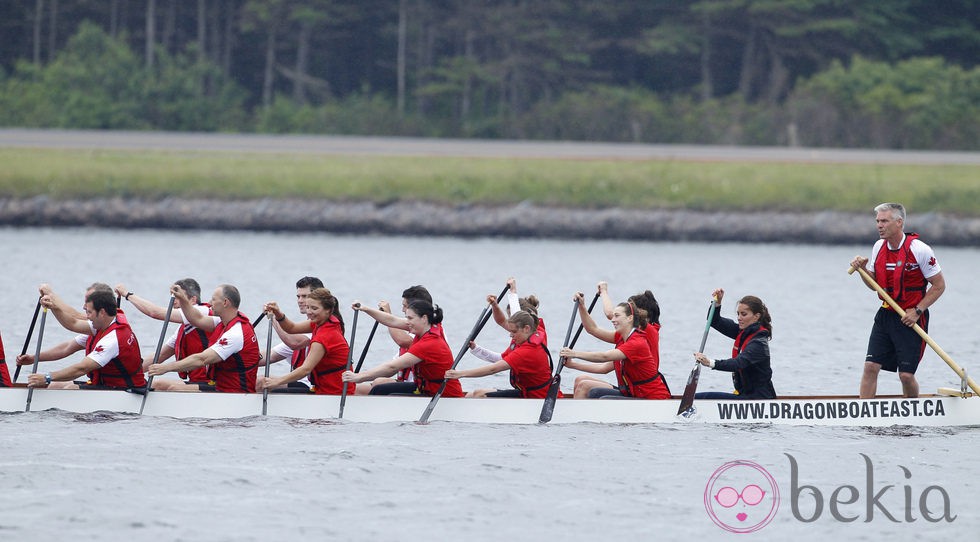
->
[94, 345, 105, 353]
[218, 338, 230, 347]
[929, 256, 937, 266]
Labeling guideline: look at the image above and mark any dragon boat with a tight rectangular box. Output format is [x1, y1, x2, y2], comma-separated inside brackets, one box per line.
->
[1, 387, 977, 426]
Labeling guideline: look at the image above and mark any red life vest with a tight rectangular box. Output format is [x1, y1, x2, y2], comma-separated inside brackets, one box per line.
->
[873, 233, 928, 311]
[613, 330, 669, 399]
[408, 324, 463, 397]
[0, 332, 11, 387]
[502, 340, 552, 398]
[209, 312, 260, 393]
[87, 319, 147, 389]
[307, 316, 355, 395]
[396, 345, 414, 382]
[175, 304, 211, 382]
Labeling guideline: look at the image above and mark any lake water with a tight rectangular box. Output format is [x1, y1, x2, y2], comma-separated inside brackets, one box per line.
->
[0, 227, 977, 540]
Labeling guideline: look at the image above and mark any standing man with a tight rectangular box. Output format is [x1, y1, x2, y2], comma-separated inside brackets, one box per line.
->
[850, 203, 945, 398]
[24, 289, 146, 390]
[147, 284, 260, 393]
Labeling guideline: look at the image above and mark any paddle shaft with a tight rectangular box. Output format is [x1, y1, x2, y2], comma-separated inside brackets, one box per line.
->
[253, 312, 266, 327]
[24, 308, 48, 412]
[676, 298, 718, 415]
[139, 297, 176, 414]
[849, 265, 980, 395]
[418, 284, 510, 424]
[13, 297, 42, 382]
[261, 316, 274, 415]
[538, 292, 600, 424]
[338, 309, 360, 419]
[353, 320, 379, 373]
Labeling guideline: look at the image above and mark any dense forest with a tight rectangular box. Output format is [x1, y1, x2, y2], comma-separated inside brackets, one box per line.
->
[1, 0, 978, 149]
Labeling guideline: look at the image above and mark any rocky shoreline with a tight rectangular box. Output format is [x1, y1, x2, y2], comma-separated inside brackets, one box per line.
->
[3, 197, 980, 246]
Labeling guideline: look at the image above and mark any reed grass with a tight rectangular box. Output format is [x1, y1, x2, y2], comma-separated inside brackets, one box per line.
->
[2, 148, 977, 215]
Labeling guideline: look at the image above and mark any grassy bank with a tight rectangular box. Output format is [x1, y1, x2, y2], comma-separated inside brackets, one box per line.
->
[2, 148, 978, 214]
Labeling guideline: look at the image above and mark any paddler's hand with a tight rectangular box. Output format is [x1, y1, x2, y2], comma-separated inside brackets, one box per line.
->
[258, 376, 280, 391]
[901, 308, 920, 327]
[147, 363, 173, 377]
[378, 301, 391, 313]
[506, 277, 517, 293]
[444, 370, 461, 380]
[711, 288, 724, 306]
[559, 347, 575, 358]
[572, 292, 585, 305]
[114, 283, 129, 298]
[170, 285, 189, 302]
[597, 281, 608, 294]
[486, 294, 498, 305]
[850, 256, 869, 272]
[16, 353, 34, 365]
[694, 353, 715, 368]
[341, 370, 361, 383]
[27, 373, 49, 388]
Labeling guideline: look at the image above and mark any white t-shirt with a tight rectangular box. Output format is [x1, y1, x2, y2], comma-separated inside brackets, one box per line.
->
[74, 324, 120, 368]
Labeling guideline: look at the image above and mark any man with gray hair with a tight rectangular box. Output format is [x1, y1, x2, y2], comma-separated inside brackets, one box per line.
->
[850, 203, 945, 398]
[148, 284, 260, 393]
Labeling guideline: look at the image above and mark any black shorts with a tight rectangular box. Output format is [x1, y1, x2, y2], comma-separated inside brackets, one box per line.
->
[587, 387, 627, 399]
[484, 389, 521, 398]
[369, 382, 420, 396]
[866, 307, 928, 374]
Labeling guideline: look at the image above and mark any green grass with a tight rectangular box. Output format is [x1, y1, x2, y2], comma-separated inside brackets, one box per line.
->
[2, 148, 978, 215]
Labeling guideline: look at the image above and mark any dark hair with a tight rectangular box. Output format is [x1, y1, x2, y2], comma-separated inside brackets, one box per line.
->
[509, 310, 538, 333]
[296, 276, 324, 290]
[617, 301, 648, 329]
[308, 287, 345, 334]
[219, 284, 241, 309]
[402, 285, 432, 304]
[629, 290, 660, 325]
[85, 289, 117, 316]
[174, 278, 201, 301]
[406, 299, 443, 326]
[738, 295, 773, 338]
[518, 295, 539, 317]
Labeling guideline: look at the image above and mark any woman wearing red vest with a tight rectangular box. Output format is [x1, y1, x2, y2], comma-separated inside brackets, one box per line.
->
[560, 298, 670, 400]
[260, 288, 354, 395]
[693, 288, 776, 400]
[0, 331, 12, 387]
[445, 310, 552, 398]
[343, 299, 463, 398]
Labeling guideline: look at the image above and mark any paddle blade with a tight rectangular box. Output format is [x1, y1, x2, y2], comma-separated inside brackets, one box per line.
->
[676, 364, 701, 415]
[538, 373, 561, 424]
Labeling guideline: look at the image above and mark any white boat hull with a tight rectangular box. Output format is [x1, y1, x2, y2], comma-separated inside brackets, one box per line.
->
[2, 388, 978, 426]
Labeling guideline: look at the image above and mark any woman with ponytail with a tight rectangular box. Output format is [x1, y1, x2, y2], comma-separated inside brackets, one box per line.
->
[343, 299, 463, 398]
[693, 288, 776, 400]
[260, 288, 353, 395]
[445, 310, 552, 398]
[560, 296, 670, 400]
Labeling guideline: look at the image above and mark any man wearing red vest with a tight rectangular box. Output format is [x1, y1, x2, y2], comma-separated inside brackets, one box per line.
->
[0, 330, 12, 387]
[262, 276, 323, 392]
[147, 284, 260, 393]
[850, 203, 945, 399]
[25, 289, 146, 390]
[115, 278, 212, 383]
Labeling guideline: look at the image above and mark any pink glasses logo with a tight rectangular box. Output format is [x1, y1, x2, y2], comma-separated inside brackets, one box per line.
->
[704, 460, 780, 533]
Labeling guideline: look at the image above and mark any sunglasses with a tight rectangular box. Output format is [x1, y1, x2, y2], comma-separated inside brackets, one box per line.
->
[714, 484, 766, 507]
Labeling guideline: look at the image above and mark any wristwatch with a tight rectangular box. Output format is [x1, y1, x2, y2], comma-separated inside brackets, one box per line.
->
[125, 292, 134, 300]
[44, 373, 52, 384]
[914, 307, 923, 316]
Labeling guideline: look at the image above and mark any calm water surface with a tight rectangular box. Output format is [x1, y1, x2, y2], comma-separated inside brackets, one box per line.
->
[0, 227, 977, 540]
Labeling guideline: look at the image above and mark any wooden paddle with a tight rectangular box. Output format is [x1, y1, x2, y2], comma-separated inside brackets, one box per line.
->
[24, 308, 48, 413]
[139, 296, 176, 414]
[353, 321, 379, 374]
[676, 297, 718, 415]
[417, 284, 510, 424]
[849, 265, 980, 395]
[538, 292, 600, 424]
[13, 296, 42, 383]
[338, 306, 360, 419]
[261, 314, 274, 415]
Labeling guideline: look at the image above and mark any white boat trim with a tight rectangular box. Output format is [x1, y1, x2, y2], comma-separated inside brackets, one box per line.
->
[2, 388, 978, 426]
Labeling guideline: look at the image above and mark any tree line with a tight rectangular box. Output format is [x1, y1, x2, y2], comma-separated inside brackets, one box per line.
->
[1, 0, 978, 150]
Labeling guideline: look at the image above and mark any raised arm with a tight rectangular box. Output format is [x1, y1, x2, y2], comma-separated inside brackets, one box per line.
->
[598, 281, 615, 320]
[576, 292, 615, 343]
[171, 285, 217, 332]
[355, 302, 409, 331]
[115, 284, 183, 323]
